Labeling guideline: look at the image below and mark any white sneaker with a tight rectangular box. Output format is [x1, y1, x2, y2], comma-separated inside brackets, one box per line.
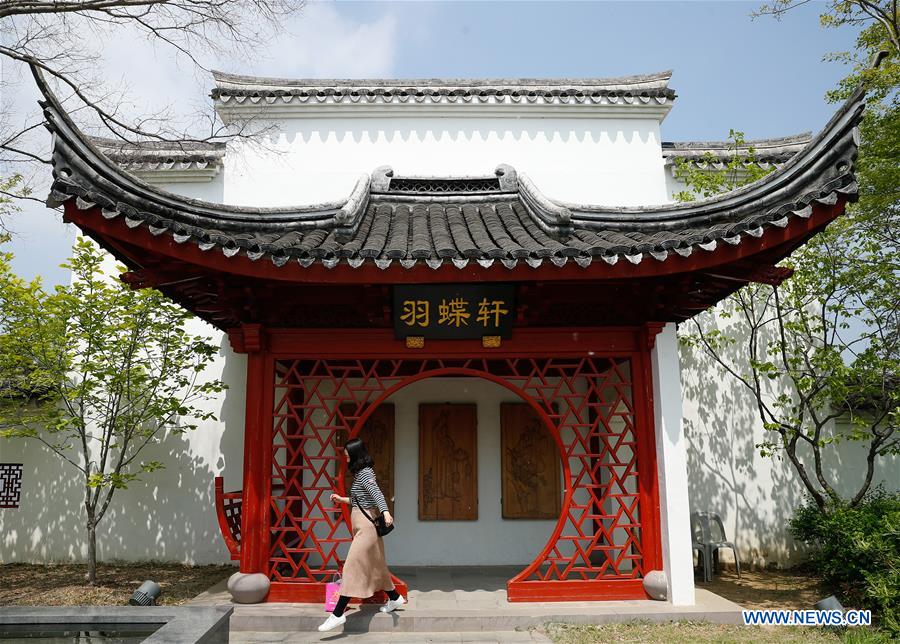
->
[379, 595, 406, 613]
[317, 613, 346, 632]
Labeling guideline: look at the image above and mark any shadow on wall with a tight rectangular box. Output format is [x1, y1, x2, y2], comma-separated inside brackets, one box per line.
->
[0, 334, 246, 566]
[679, 316, 900, 568]
[679, 319, 806, 569]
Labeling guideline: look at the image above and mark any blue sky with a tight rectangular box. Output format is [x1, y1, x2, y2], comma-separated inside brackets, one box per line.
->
[7, 1, 861, 285]
[346, 1, 858, 140]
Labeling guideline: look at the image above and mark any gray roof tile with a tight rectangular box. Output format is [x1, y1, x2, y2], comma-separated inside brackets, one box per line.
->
[35, 67, 864, 272]
[89, 136, 226, 173]
[662, 133, 812, 168]
[211, 71, 677, 107]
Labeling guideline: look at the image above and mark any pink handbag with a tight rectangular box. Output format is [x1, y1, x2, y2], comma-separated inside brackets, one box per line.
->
[324, 573, 342, 612]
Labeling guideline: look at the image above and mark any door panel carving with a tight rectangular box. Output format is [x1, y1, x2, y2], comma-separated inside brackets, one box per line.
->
[418, 403, 478, 520]
[501, 403, 561, 519]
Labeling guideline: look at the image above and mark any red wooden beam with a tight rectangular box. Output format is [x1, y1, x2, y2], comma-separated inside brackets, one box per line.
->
[636, 324, 663, 574]
[120, 268, 206, 289]
[701, 261, 795, 286]
[507, 579, 648, 602]
[234, 327, 644, 356]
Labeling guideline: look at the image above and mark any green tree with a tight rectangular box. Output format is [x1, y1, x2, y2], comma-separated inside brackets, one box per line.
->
[677, 10, 898, 511]
[0, 238, 225, 583]
[0, 174, 26, 237]
[671, 129, 775, 202]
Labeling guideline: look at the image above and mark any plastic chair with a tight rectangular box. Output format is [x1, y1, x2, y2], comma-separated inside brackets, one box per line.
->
[691, 511, 741, 582]
[690, 512, 713, 582]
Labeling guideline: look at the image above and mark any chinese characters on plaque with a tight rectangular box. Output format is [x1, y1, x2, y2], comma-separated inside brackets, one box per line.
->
[393, 284, 515, 340]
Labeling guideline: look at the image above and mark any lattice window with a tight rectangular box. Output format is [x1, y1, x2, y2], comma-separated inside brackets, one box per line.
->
[387, 177, 502, 194]
[267, 356, 650, 586]
[224, 499, 242, 544]
[0, 463, 23, 509]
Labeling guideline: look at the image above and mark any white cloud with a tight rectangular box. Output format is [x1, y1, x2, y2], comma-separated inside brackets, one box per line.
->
[90, 2, 400, 129]
[6, 202, 73, 286]
[257, 4, 399, 78]
[2, 3, 400, 284]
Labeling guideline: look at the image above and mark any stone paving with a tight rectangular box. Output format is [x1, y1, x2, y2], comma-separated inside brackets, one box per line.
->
[188, 566, 744, 642]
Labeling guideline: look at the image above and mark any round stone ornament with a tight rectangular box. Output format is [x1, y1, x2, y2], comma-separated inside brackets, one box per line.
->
[227, 571, 271, 604]
[642, 570, 668, 601]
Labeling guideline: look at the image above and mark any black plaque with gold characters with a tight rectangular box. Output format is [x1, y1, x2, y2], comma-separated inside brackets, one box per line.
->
[393, 284, 515, 339]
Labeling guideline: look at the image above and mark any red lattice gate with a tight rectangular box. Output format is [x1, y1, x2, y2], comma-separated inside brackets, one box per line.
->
[252, 327, 662, 602]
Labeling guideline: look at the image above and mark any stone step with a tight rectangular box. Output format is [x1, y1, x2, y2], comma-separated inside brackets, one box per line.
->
[230, 630, 550, 643]
[229, 589, 744, 633]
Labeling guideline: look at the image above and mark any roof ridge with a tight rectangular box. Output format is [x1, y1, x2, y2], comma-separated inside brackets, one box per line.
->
[210, 70, 674, 90]
[88, 136, 226, 181]
[662, 133, 813, 151]
[89, 136, 227, 151]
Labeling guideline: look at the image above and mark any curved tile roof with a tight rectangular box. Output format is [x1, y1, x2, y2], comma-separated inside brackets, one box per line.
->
[88, 137, 225, 184]
[211, 71, 676, 107]
[662, 133, 813, 170]
[35, 67, 863, 273]
[90, 137, 226, 173]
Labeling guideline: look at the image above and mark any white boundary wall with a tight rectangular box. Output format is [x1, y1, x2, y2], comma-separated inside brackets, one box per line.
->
[224, 116, 669, 207]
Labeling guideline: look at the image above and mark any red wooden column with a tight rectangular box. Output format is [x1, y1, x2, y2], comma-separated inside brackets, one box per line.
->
[229, 324, 274, 575]
[635, 322, 665, 574]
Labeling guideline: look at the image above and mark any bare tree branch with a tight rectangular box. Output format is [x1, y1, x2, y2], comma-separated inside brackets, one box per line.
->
[0, 0, 303, 226]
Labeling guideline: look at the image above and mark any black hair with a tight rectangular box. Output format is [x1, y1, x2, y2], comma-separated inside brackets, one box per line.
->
[344, 438, 375, 475]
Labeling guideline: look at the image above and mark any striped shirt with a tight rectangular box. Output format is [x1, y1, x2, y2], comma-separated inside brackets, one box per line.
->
[349, 467, 389, 513]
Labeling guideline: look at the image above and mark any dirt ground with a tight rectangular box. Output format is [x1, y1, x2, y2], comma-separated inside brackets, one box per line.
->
[701, 568, 830, 610]
[0, 562, 233, 606]
[1, 563, 828, 609]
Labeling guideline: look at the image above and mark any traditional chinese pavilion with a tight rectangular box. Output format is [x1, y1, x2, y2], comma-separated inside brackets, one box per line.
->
[34, 68, 863, 605]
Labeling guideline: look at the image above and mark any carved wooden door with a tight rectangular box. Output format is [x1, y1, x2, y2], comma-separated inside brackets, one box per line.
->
[419, 403, 478, 520]
[500, 403, 561, 519]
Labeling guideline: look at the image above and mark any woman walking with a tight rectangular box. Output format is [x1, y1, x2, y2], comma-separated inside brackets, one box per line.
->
[318, 438, 406, 632]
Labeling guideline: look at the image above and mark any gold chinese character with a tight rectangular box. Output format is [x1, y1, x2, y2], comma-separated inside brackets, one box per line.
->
[400, 300, 429, 327]
[477, 299, 509, 327]
[438, 297, 471, 327]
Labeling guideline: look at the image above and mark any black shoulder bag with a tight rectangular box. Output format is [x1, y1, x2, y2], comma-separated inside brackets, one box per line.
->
[353, 497, 394, 537]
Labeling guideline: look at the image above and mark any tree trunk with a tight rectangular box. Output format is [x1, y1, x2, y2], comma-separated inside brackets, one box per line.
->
[785, 438, 828, 512]
[850, 439, 880, 507]
[87, 521, 97, 585]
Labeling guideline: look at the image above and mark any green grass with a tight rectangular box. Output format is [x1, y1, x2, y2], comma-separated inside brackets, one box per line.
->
[541, 620, 891, 644]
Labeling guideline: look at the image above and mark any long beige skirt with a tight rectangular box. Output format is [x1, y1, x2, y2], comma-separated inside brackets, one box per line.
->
[340, 507, 395, 599]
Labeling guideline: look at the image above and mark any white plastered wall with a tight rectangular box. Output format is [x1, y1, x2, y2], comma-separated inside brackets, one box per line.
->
[678, 313, 900, 568]
[0, 334, 244, 565]
[0, 173, 242, 566]
[224, 116, 669, 207]
[666, 173, 900, 568]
